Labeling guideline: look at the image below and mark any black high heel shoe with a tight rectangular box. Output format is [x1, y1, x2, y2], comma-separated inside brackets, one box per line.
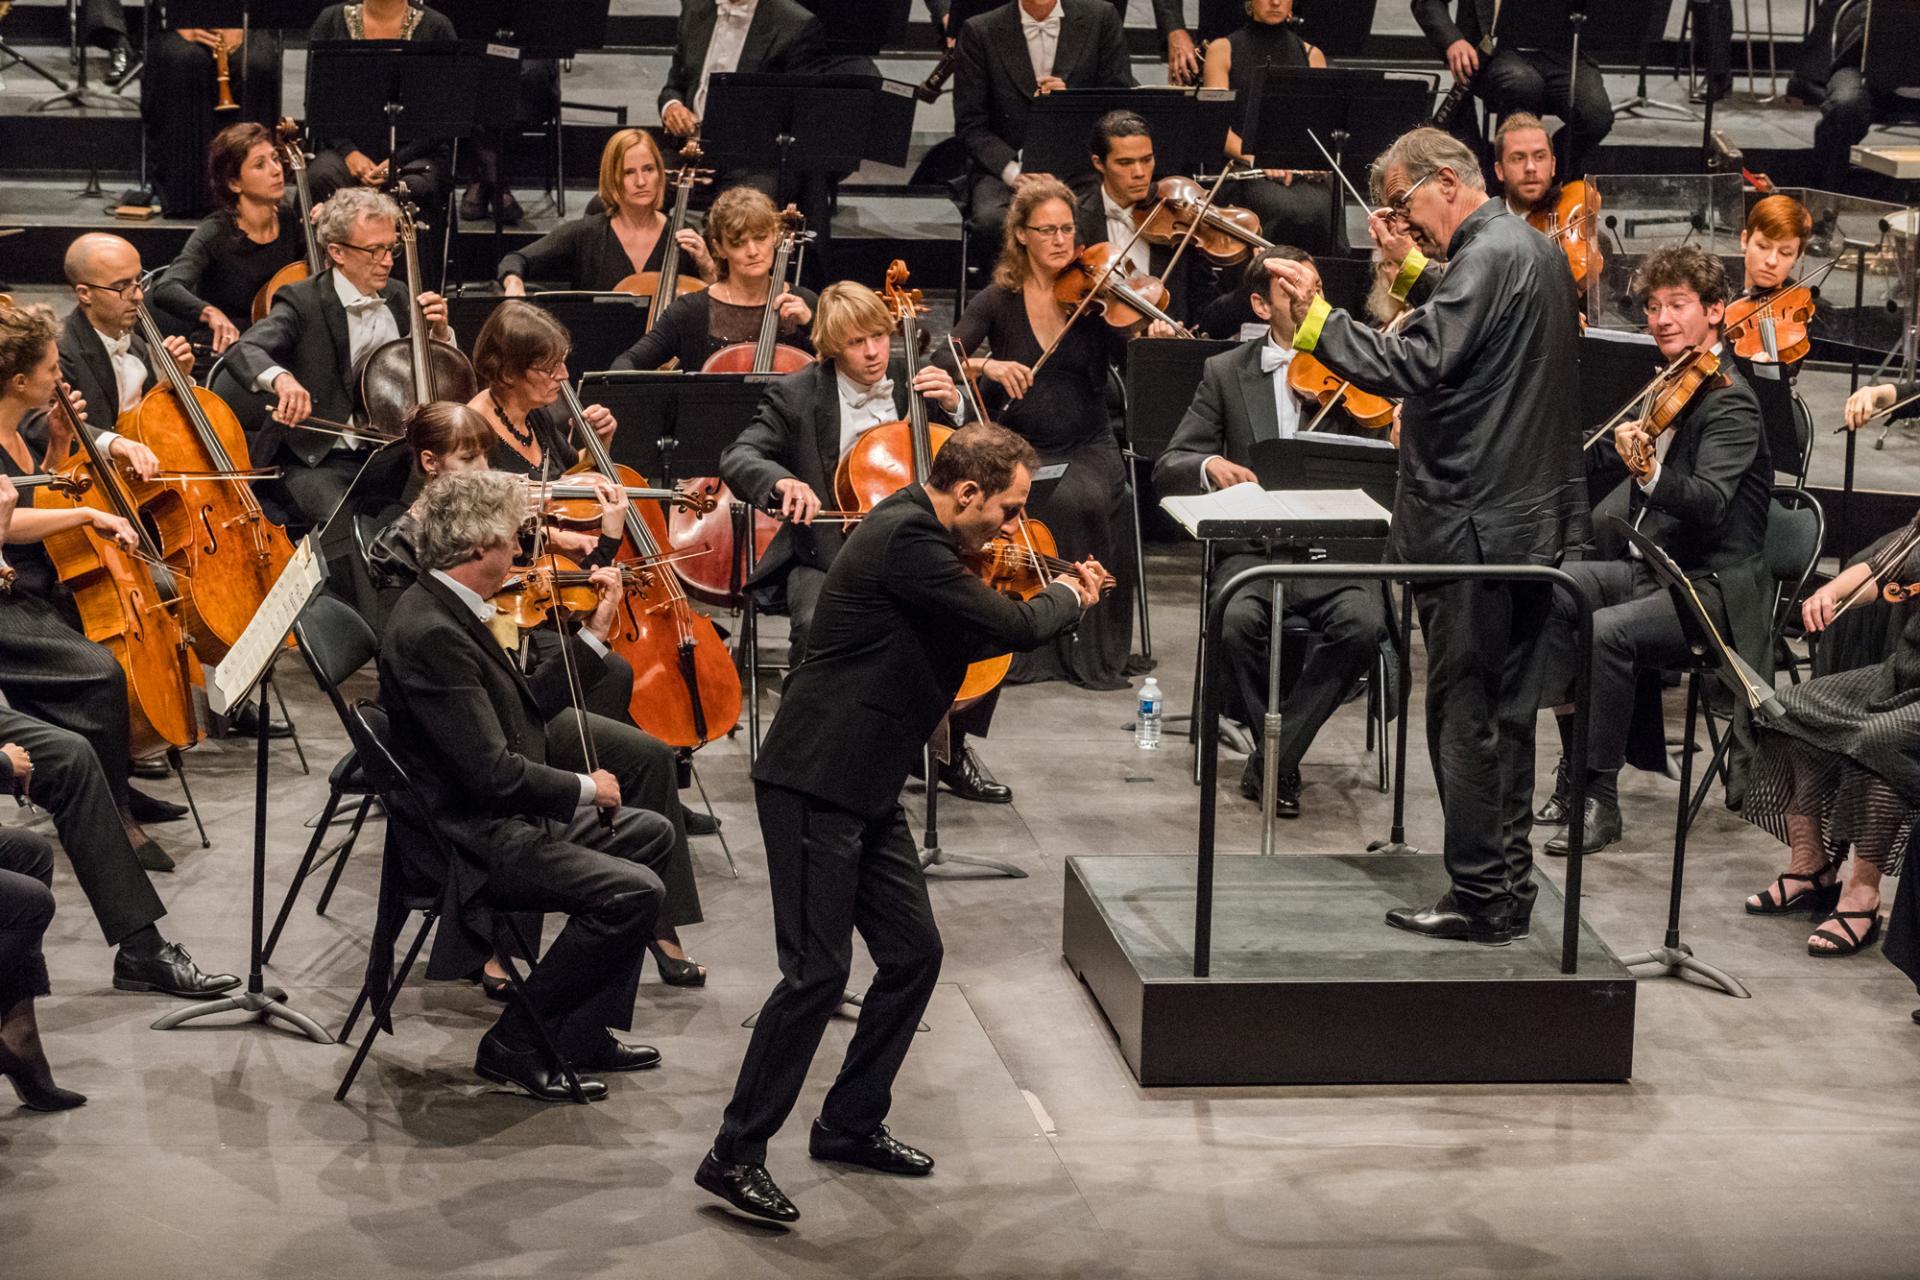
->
[648, 942, 707, 987]
[0, 1044, 87, 1112]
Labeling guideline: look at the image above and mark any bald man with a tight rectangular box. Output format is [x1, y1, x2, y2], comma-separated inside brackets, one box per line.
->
[55, 234, 181, 484]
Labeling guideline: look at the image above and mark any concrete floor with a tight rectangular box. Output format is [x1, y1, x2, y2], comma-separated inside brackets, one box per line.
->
[3, 546, 1918, 1280]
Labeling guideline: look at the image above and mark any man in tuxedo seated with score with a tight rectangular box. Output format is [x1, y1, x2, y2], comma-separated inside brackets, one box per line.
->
[1073, 110, 1207, 329]
[1534, 244, 1771, 856]
[377, 470, 677, 1101]
[953, 0, 1133, 239]
[219, 188, 453, 531]
[717, 283, 1011, 805]
[1154, 247, 1392, 817]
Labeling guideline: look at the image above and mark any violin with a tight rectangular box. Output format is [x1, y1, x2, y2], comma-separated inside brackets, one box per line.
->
[1724, 280, 1818, 367]
[1134, 176, 1270, 267]
[1052, 242, 1188, 335]
[357, 202, 477, 438]
[489, 555, 665, 630]
[526, 475, 711, 533]
[1592, 345, 1728, 476]
[36, 385, 201, 757]
[1286, 352, 1397, 431]
[119, 295, 295, 662]
[1527, 180, 1604, 290]
[560, 381, 742, 750]
[252, 119, 324, 323]
[613, 138, 712, 311]
[968, 520, 1116, 597]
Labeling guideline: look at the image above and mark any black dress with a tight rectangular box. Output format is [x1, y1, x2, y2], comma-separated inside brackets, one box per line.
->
[610, 288, 817, 372]
[139, 27, 282, 220]
[1219, 20, 1341, 254]
[947, 282, 1138, 690]
[150, 208, 308, 342]
[1742, 513, 1920, 875]
[496, 211, 667, 292]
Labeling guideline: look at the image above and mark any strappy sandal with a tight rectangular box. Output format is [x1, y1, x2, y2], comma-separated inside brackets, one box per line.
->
[1745, 870, 1842, 916]
[1808, 909, 1882, 957]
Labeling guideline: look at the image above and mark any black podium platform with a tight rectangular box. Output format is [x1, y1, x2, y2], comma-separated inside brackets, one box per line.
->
[1062, 853, 1636, 1087]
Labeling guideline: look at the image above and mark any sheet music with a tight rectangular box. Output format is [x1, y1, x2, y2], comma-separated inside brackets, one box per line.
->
[1159, 484, 1391, 538]
[206, 536, 329, 716]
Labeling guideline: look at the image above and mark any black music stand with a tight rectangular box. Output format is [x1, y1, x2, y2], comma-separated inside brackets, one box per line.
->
[1022, 88, 1240, 188]
[703, 73, 917, 201]
[1241, 68, 1429, 247]
[449, 292, 652, 377]
[306, 40, 517, 165]
[575, 371, 770, 485]
[800, 0, 914, 57]
[1249, 435, 1399, 511]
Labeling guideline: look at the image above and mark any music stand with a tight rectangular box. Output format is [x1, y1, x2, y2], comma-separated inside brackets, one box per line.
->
[307, 40, 518, 162]
[703, 72, 917, 204]
[1576, 329, 1662, 434]
[799, 0, 914, 57]
[1241, 68, 1429, 247]
[437, 0, 612, 56]
[575, 371, 771, 485]
[1249, 435, 1399, 512]
[1864, 0, 1920, 96]
[450, 292, 652, 377]
[1021, 88, 1239, 189]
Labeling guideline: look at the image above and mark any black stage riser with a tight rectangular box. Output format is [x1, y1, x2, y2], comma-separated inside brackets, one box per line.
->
[1063, 855, 1637, 1088]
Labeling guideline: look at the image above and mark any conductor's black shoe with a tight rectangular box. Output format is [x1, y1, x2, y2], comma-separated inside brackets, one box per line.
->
[809, 1119, 935, 1175]
[112, 942, 240, 998]
[1544, 796, 1623, 856]
[106, 44, 132, 85]
[582, 1033, 661, 1073]
[1536, 757, 1571, 824]
[1385, 900, 1512, 946]
[474, 1031, 607, 1102]
[696, 1150, 800, 1222]
[939, 746, 1011, 804]
[126, 787, 188, 823]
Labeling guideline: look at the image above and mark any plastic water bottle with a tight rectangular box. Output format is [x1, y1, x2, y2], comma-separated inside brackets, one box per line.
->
[1136, 677, 1163, 750]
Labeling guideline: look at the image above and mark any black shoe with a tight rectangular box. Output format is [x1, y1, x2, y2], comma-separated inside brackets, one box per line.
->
[478, 970, 512, 1003]
[1544, 796, 1622, 856]
[647, 941, 707, 987]
[495, 189, 525, 226]
[130, 757, 170, 781]
[106, 44, 132, 85]
[125, 821, 174, 872]
[459, 182, 490, 223]
[683, 807, 722, 837]
[1385, 898, 1512, 946]
[112, 942, 240, 998]
[1237, 758, 1300, 817]
[809, 1119, 935, 1175]
[227, 703, 293, 740]
[1536, 758, 1571, 824]
[474, 1031, 607, 1101]
[1510, 907, 1532, 942]
[580, 1032, 661, 1073]
[939, 746, 1011, 804]
[696, 1150, 800, 1223]
[126, 787, 188, 823]
[0, 1045, 87, 1113]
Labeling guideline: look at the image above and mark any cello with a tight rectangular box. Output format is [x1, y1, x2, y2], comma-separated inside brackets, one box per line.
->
[36, 386, 201, 757]
[120, 296, 294, 662]
[667, 207, 814, 605]
[613, 138, 712, 310]
[560, 380, 742, 750]
[357, 202, 477, 438]
[251, 119, 324, 323]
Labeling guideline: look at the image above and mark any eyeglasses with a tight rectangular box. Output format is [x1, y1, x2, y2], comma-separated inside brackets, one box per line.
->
[1381, 171, 1437, 225]
[1024, 224, 1077, 239]
[529, 357, 570, 382]
[79, 278, 142, 298]
[335, 241, 400, 261]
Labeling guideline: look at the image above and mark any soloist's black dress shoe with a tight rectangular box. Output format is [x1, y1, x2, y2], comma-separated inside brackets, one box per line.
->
[474, 1032, 607, 1101]
[1536, 757, 1571, 824]
[127, 787, 188, 823]
[939, 746, 1011, 804]
[696, 1150, 800, 1222]
[582, 1033, 661, 1073]
[113, 942, 240, 997]
[1385, 900, 1512, 946]
[809, 1119, 934, 1175]
[1545, 796, 1622, 856]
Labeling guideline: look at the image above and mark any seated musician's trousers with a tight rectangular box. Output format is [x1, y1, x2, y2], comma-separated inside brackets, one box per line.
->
[1540, 557, 1693, 777]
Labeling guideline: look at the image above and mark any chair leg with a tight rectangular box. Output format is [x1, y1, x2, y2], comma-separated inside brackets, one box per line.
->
[688, 760, 736, 878]
[314, 794, 376, 917]
[166, 747, 210, 848]
[497, 916, 591, 1105]
[271, 679, 309, 775]
[335, 911, 436, 1101]
[262, 786, 343, 966]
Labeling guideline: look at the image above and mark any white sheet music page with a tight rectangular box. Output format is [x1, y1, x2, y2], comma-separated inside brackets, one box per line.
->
[206, 535, 329, 716]
[1160, 484, 1390, 537]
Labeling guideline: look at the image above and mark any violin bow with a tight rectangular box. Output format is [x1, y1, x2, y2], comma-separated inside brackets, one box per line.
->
[1582, 350, 1687, 451]
[1030, 203, 1166, 378]
[1157, 161, 1240, 287]
[521, 478, 610, 829]
[1832, 517, 1920, 622]
[948, 335, 993, 426]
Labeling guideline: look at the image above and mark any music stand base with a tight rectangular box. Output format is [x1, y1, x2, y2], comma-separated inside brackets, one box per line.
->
[151, 985, 337, 1041]
[1365, 838, 1422, 856]
[919, 845, 1028, 878]
[1618, 942, 1751, 998]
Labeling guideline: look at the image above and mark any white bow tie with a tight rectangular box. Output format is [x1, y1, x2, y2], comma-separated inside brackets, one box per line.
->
[344, 294, 385, 315]
[716, 0, 753, 20]
[102, 332, 133, 359]
[1023, 13, 1062, 41]
[1259, 345, 1292, 375]
[850, 378, 894, 410]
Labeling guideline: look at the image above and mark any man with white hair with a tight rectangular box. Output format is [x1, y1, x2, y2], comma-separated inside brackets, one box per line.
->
[219, 187, 454, 528]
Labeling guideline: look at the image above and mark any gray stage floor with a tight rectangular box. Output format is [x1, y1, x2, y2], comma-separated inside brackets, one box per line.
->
[3, 546, 1917, 1279]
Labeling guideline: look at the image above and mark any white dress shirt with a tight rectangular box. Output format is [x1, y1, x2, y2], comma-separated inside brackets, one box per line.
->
[833, 367, 968, 459]
[93, 325, 148, 416]
[693, 0, 757, 119]
[1101, 187, 1150, 278]
[428, 568, 606, 813]
[1201, 337, 1303, 490]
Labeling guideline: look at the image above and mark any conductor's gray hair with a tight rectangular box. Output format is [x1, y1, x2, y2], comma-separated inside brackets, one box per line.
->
[414, 470, 524, 571]
[315, 187, 401, 249]
[1367, 127, 1486, 204]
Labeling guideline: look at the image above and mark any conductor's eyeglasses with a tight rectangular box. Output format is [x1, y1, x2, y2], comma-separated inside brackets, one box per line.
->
[1383, 171, 1437, 224]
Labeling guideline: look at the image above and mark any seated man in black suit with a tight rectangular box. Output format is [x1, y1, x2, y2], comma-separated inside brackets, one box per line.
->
[377, 470, 677, 1101]
[220, 187, 453, 530]
[1072, 109, 1213, 329]
[56, 233, 178, 483]
[698, 425, 1103, 1223]
[954, 0, 1133, 238]
[1536, 244, 1771, 854]
[1154, 246, 1392, 817]
[718, 281, 1008, 804]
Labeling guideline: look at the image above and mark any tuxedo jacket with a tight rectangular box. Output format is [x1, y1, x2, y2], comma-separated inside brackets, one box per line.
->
[218, 268, 412, 465]
[657, 0, 827, 118]
[718, 357, 955, 584]
[57, 307, 156, 443]
[953, 0, 1133, 180]
[753, 484, 1082, 818]
[1411, 0, 1498, 53]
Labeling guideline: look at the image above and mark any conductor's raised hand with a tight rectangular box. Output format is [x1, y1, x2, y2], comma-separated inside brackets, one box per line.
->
[1263, 257, 1316, 327]
[774, 477, 821, 525]
[1367, 208, 1414, 267]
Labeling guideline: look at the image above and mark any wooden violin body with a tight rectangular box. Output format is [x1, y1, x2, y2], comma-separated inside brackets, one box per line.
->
[1286, 352, 1396, 430]
[1528, 180, 1604, 290]
[1725, 283, 1814, 366]
[1138, 176, 1270, 266]
[1054, 243, 1177, 332]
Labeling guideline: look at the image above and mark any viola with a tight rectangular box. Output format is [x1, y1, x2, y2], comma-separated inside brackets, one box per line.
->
[1724, 282, 1816, 366]
[357, 202, 477, 438]
[1134, 176, 1270, 267]
[1051, 242, 1186, 334]
[490, 554, 668, 630]
[613, 138, 712, 313]
[1286, 352, 1397, 431]
[560, 381, 742, 750]
[969, 518, 1115, 598]
[36, 385, 201, 757]
[252, 119, 324, 323]
[1590, 345, 1727, 475]
[1527, 180, 1604, 290]
[119, 299, 295, 662]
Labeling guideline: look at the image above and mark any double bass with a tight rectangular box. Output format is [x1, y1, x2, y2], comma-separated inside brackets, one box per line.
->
[613, 139, 712, 309]
[667, 208, 813, 605]
[252, 120, 324, 322]
[120, 298, 294, 661]
[357, 203, 477, 438]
